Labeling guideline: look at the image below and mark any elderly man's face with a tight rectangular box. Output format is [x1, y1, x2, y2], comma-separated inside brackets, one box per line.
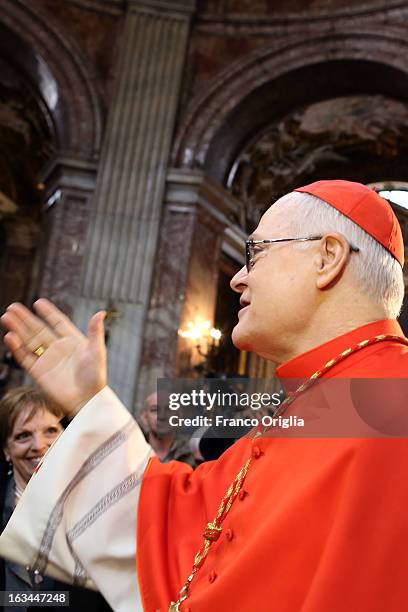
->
[230, 201, 317, 362]
[144, 392, 172, 437]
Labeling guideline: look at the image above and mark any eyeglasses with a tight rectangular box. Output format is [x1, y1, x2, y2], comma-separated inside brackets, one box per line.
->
[245, 236, 360, 272]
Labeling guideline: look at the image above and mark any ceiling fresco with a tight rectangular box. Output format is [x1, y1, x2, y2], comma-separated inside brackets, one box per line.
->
[229, 94, 408, 232]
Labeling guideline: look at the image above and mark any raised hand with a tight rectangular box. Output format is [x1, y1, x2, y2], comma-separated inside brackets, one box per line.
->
[1, 299, 107, 417]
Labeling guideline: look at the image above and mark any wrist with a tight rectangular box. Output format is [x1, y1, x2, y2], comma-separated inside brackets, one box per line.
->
[65, 385, 107, 420]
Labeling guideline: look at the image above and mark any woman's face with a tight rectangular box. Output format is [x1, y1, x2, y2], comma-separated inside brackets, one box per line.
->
[3, 405, 63, 485]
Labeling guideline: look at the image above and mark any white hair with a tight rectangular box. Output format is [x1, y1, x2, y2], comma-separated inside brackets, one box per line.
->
[274, 191, 405, 318]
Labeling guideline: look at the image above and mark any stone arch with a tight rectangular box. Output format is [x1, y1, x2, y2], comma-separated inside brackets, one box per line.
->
[0, 0, 103, 158]
[173, 26, 408, 183]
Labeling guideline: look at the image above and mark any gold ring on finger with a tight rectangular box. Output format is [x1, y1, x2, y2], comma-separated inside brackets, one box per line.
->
[32, 345, 46, 358]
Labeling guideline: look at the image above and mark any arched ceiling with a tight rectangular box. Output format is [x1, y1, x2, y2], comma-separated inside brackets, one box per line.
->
[0, 55, 53, 218]
[228, 93, 408, 232]
[204, 59, 408, 185]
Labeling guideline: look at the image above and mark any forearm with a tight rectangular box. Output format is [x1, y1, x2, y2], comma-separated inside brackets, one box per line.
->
[0, 387, 152, 612]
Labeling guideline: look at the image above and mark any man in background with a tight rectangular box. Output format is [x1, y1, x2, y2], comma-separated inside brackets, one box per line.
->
[139, 392, 195, 467]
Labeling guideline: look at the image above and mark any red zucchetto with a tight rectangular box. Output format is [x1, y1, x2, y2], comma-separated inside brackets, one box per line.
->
[295, 179, 404, 267]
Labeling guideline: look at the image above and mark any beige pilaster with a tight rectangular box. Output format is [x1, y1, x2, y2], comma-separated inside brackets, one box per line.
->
[74, 0, 196, 408]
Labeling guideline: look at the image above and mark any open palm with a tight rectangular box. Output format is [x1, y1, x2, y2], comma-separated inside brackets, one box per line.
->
[1, 299, 107, 416]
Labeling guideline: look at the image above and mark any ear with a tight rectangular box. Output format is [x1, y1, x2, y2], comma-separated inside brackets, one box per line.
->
[3, 448, 10, 462]
[315, 233, 351, 289]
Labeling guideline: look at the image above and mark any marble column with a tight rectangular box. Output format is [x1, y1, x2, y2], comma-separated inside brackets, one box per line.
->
[136, 168, 244, 409]
[36, 156, 98, 317]
[74, 0, 196, 409]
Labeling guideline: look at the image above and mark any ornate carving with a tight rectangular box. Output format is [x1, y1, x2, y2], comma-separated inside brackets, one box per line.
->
[0, 57, 54, 316]
[0, 0, 103, 157]
[0, 58, 55, 203]
[229, 95, 408, 232]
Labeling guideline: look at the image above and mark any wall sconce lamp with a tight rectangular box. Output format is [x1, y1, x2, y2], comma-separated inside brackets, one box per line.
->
[178, 319, 222, 352]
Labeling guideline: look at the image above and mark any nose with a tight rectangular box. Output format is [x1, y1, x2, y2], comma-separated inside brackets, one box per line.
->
[30, 433, 49, 454]
[230, 265, 248, 293]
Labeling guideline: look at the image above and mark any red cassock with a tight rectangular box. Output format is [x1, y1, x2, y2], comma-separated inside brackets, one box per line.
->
[137, 320, 408, 611]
